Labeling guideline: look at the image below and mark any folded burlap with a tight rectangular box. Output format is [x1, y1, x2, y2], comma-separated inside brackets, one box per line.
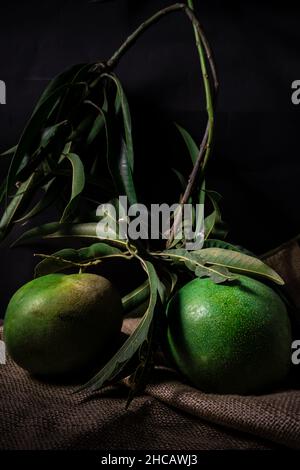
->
[0, 240, 300, 450]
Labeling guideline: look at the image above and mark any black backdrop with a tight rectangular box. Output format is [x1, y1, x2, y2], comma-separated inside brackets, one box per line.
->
[0, 0, 299, 317]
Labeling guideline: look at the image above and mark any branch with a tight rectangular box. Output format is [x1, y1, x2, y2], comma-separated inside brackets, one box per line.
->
[97, 2, 218, 248]
[167, 0, 217, 247]
[105, 3, 217, 90]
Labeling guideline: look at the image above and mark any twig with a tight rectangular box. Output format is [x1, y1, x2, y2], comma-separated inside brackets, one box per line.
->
[167, 0, 217, 248]
[34, 251, 133, 268]
[98, 2, 218, 248]
[105, 3, 217, 90]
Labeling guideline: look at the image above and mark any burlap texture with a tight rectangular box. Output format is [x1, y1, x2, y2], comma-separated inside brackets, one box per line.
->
[0, 240, 300, 450]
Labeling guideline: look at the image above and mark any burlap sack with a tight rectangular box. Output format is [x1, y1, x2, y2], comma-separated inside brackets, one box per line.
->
[0, 240, 300, 450]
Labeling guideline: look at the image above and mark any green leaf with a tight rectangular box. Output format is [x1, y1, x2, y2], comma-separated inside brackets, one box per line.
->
[57, 82, 89, 121]
[16, 120, 71, 184]
[77, 259, 160, 392]
[103, 81, 137, 205]
[14, 177, 61, 223]
[6, 85, 67, 199]
[103, 73, 134, 171]
[194, 264, 234, 284]
[175, 123, 199, 165]
[0, 177, 7, 206]
[0, 145, 18, 157]
[60, 153, 85, 222]
[103, 78, 137, 205]
[12, 222, 127, 249]
[160, 248, 234, 283]
[34, 242, 122, 277]
[118, 139, 137, 206]
[198, 248, 284, 285]
[194, 179, 205, 248]
[171, 168, 187, 191]
[204, 190, 227, 240]
[122, 281, 150, 314]
[32, 64, 88, 114]
[41, 121, 70, 148]
[86, 107, 107, 146]
[0, 173, 39, 241]
[70, 114, 95, 142]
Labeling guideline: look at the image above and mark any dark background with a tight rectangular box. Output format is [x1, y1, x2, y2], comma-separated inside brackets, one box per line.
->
[0, 0, 299, 317]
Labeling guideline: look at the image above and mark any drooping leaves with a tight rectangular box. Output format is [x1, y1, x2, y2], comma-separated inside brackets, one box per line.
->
[122, 280, 150, 314]
[103, 73, 134, 171]
[160, 248, 234, 283]
[12, 221, 127, 250]
[204, 190, 228, 239]
[77, 259, 160, 392]
[175, 123, 199, 165]
[160, 246, 284, 285]
[0, 172, 39, 241]
[34, 242, 122, 277]
[32, 64, 89, 113]
[60, 153, 85, 222]
[0, 145, 18, 157]
[117, 139, 137, 206]
[197, 247, 284, 285]
[104, 76, 137, 206]
[14, 177, 62, 223]
[171, 168, 187, 192]
[6, 85, 68, 199]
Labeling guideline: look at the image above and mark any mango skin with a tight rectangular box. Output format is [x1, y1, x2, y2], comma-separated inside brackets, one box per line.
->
[166, 275, 292, 394]
[4, 273, 123, 376]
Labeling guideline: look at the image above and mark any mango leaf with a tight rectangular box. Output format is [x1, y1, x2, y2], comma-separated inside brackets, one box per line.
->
[34, 242, 122, 277]
[11, 222, 127, 249]
[57, 82, 89, 121]
[77, 259, 160, 392]
[16, 120, 71, 184]
[174, 125, 205, 249]
[122, 280, 150, 314]
[14, 177, 61, 223]
[60, 153, 85, 222]
[159, 267, 178, 302]
[0, 172, 39, 241]
[103, 73, 134, 171]
[160, 248, 234, 283]
[171, 168, 187, 192]
[70, 114, 95, 142]
[194, 264, 235, 284]
[204, 190, 227, 239]
[103, 78, 137, 205]
[86, 106, 107, 146]
[85, 101, 109, 184]
[193, 179, 205, 249]
[175, 123, 199, 164]
[198, 247, 284, 285]
[105, 102, 137, 206]
[0, 178, 7, 206]
[32, 64, 88, 114]
[118, 139, 137, 206]
[6, 85, 67, 200]
[0, 145, 18, 157]
[40, 121, 70, 149]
